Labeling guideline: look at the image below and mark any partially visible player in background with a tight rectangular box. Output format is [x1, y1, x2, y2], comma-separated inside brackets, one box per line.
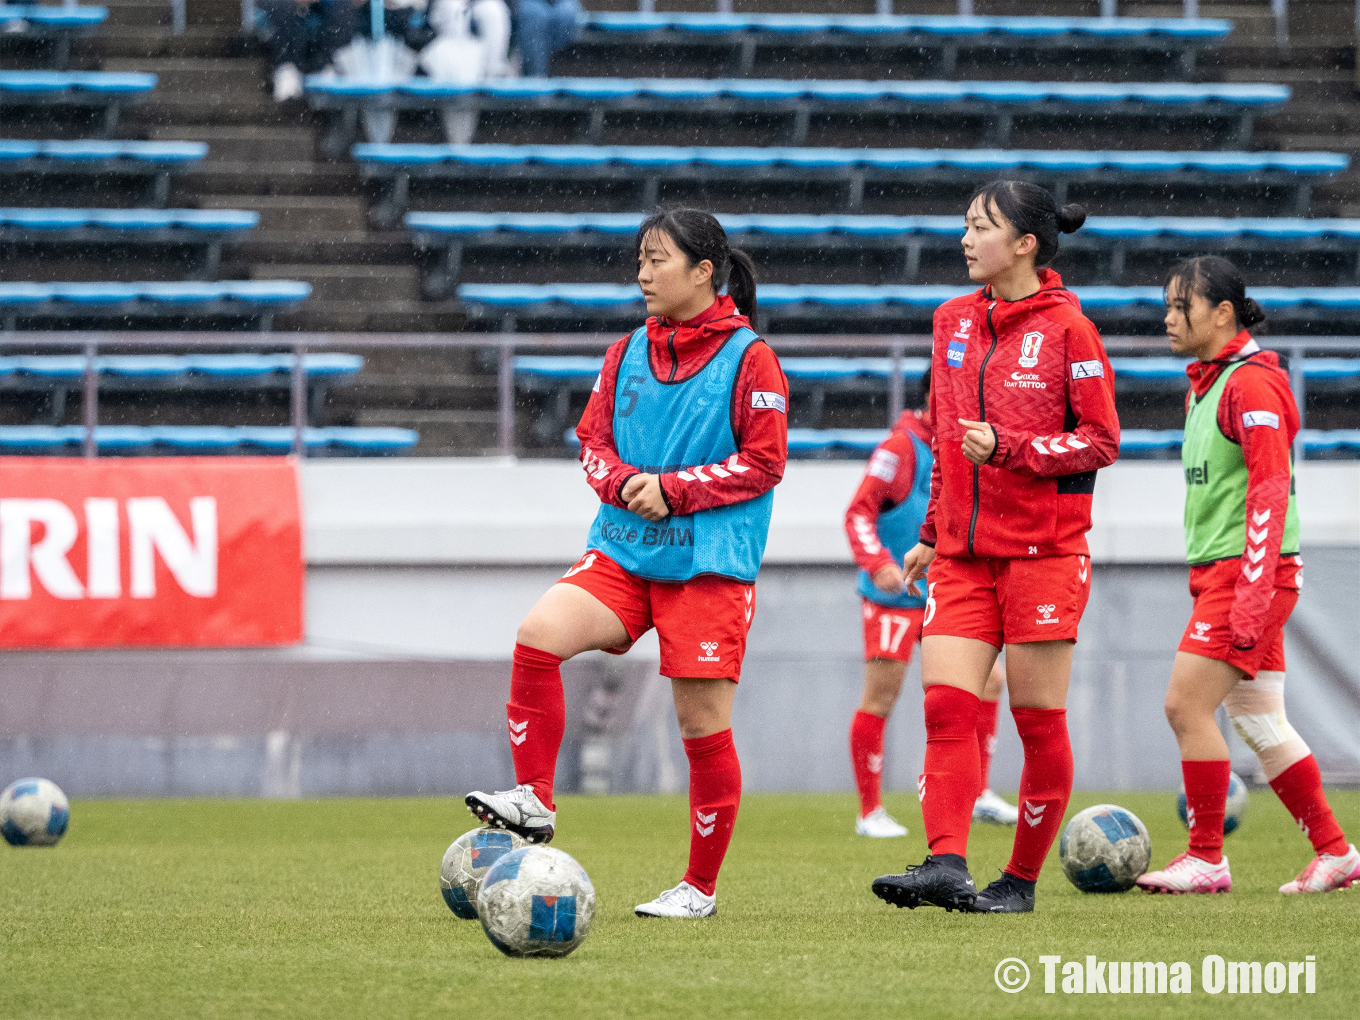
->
[1137, 256, 1359, 895]
[871, 181, 1120, 915]
[465, 207, 788, 920]
[845, 370, 1017, 837]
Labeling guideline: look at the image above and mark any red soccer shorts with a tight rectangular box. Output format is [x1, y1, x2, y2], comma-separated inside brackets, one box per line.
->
[921, 553, 1091, 647]
[862, 600, 924, 663]
[1178, 555, 1301, 678]
[559, 549, 755, 681]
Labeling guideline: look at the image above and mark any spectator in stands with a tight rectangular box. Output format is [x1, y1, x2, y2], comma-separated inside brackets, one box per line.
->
[262, 0, 361, 103]
[513, 0, 580, 77]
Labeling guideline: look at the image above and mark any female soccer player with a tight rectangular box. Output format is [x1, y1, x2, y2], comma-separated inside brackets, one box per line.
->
[870, 180, 1120, 914]
[845, 373, 1017, 836]
[1137, 256, 1359, 895]
[465, 207, 789, 919]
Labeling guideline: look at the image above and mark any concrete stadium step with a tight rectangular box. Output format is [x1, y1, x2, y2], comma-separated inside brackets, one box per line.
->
[200, 194, 367, 232]
[253, 264, 421, 303]
[271, 298, 466, 333]
[145, 125, 316, 165]
[174, 161, 360, 200]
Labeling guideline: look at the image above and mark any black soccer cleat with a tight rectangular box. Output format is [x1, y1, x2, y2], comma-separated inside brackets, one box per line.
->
[872, 854, 977, 912]
[972, 872, 1036, 913]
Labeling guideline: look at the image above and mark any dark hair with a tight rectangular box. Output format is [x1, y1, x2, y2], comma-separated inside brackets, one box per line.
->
[918, 366, 931, 408]
[636, 207, 758, 329]
[969, 180, 1086, 266]
[1164, 255, 1266, 330]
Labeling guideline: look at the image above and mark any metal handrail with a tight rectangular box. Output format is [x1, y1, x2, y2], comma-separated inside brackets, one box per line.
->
[3, 331, 1355, 462]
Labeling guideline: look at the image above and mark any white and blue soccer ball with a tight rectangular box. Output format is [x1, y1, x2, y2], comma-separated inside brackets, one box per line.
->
[1059, 804, 1151, 893]
[1177, 770, 1248, 836]
[476, 845, 596, 958]
[1, 778, 70, 847]
[440, 827, 527, 919]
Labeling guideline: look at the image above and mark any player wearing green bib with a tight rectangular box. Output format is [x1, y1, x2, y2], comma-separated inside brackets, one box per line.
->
[1137, 257, 1359, 897]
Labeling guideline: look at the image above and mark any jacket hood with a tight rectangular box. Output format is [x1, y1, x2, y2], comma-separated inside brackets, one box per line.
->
[982, 268, 1082, 327]
[1186, 331, 1276, 397]
[646, 294, 751, 347]
[893, 408, 933, 445]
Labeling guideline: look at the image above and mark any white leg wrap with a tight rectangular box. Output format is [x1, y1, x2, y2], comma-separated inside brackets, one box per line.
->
[1223, 671, 1310, 780]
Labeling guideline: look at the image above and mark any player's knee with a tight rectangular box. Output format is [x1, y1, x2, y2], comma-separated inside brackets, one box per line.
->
[515, 610, 563, 655]
[1223, 671, 1309, 777]
[1163, 696, 1198, 738]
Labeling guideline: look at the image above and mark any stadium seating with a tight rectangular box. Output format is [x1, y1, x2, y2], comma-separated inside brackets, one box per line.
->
[0, 5, 107, 67]
[0, 281, 311, 330]
[356, 144, 1348, 224]
[460, 282, 1360, 330]
[0, 140, 208, 205]
[0, 425, 419, 455]
[407, 213, 1360, 295]
[0, 71, 158, 135]
[576, 13, 1232, 77]
[0, 353, 363, 424]
[1, 208, 259, 279]
[309, 77, 1286, 148]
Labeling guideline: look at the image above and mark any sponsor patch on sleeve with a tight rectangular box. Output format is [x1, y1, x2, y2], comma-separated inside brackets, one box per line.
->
[867, 449, 900, 482]
[751, 390, 786, 413]
[1242, 410, 1280, 429]
[1070, 360, 1104, 380]
[591, 374, 601, 393]
[946, 340, 967, 368]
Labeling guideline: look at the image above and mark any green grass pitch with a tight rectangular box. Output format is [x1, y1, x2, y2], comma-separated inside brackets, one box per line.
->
[4, 790, 1357, 1019]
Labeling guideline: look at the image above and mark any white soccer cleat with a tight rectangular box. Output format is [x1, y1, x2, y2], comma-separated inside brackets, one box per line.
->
[1279, 843, 1360, 894]
[1136, 852, 1231, 894]
[465, 783, 555, 844]
[634, 881, 717, 918]
[272, 63, 303, 102]
[856, 806, 909, 838]
[972, 789, 1019, 826]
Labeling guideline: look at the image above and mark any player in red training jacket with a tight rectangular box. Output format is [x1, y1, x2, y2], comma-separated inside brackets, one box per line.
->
[872, 181, 1120, 914]
[844, 371, 1017, 838]
[465, 208, 789, 920]
[1136, 256, 1359, 896]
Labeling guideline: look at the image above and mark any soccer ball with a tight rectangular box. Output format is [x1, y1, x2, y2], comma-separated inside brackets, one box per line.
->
[1176, 771, 1248, 835]
[1, 778, 70, 847]
[1059, 804, 1151, 893]
[477, 845, 596, 958]
[440, 827, 527, 919]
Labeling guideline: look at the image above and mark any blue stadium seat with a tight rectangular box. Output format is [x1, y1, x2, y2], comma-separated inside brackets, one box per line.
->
[0, 6, 107, 67]
[0, 281, 311, 329]
[406, 212, 1360, 293]
[0, 140, 208, 205]
[0, 71, 157, 94]
[358, 145, 1348, 222]
[311, 77, 1286, 147]
[0, 208, 260, 279]
[0, 425, 418, 455]
[461, 283, 1360, 328]
[0, 352, 362, 380]
[578, 14, 1233, 77]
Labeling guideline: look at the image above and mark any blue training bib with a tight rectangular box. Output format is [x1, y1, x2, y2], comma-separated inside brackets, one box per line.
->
[856, 430, 932, 609]
[586, 325, 775, 583]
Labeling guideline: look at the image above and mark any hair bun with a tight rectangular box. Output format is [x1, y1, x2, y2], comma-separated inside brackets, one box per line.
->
[1057, 203, 1087, 234]
[1240, 296, 1267, 329]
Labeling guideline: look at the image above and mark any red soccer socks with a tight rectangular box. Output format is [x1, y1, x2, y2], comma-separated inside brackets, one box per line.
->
[919, 685, 981, 859]
[850, 709, 887, 817]
[976, 697, 1001, 796]
[1005, 707, 1073, 882]
[506, 642, 565, 811]
[1270, 755, 1349, 858]
[1182, 758, 1231, 864]
[682, 729, 742, 897]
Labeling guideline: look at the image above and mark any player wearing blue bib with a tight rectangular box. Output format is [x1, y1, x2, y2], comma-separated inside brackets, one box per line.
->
[466, 208, 789, 920]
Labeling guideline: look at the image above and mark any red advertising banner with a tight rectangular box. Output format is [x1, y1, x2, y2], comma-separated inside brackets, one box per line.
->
[0, 457, 303, 648]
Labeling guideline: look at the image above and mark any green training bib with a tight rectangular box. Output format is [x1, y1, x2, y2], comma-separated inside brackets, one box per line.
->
[1181, 358, 1300, 565]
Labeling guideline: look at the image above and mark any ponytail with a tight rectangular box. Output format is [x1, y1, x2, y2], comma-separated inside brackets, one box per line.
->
[727, 247, 758, 331]
[969, 180, 1085, 266]
[635, 206, 759, 330]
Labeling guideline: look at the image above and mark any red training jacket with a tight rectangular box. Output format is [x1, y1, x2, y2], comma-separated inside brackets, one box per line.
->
[921, 268, 1120, 559]
[575, 294, 789, 517]
[844, 409, 933, 577]
[1185, 330, 1301, 650]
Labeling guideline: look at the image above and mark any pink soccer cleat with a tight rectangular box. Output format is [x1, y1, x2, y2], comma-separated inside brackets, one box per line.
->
[1136, 852, 1232, 894]
[1279, 844, 1360, 894]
